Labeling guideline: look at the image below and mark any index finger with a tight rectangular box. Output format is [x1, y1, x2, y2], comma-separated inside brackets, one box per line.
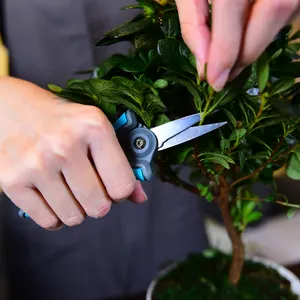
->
[175, 0, 211, 78]
[83, 110, 140, 202]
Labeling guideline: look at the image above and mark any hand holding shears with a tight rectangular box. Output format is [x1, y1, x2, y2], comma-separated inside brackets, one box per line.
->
[19, 110, 226, 219]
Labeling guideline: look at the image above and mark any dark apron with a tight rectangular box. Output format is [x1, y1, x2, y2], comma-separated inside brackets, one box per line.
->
[0, 1, 208, 299]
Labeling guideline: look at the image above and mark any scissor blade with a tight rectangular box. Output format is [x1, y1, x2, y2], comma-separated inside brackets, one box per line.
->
[158, 122, 227, 151]
[150, 113, 201, 148]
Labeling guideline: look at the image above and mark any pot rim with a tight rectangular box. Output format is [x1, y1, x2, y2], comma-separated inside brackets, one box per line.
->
[146, 255, 300, 300]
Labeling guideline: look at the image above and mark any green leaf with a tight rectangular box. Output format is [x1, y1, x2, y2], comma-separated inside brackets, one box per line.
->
[220, 139, 230, 152]
[251, 117, 286, 133]
[154, 113, 170, 126]
[134, 33, 162, 50]
[287, 208, 297, 220]
[162, 73, 202, 110]
[238, 99, 249, 125]
[204, 157, 230, 169]
[197, 183, 209, 196]
[265, 195, 276, 203]
[269, 77, 295, 97]
[269, 49, 283, 62]
[287, 43, 300, 54]
[223, 109, 237, 127]
[157, 39, 195, 74]
[238, 151, 245, 171]
[189, 54, 197, 69]
[206, 192, 213, 202]
[170, 144, 194, 164]
[242, 201, 256, 216]
[119, 56, 147, 73]
[256, 52, 269, 92]
[229, 128, 247, 142]
[94, 54, 126, 78]
[96, 17, 154, 46]
[287, 149, 300, 180]
[271, 61, 300, 78]
[48, 84, 64, 93]
[96, 96, 117, 119]
[245, 211, 263, 224]
[179, 41, 191, 59]
[199, 152, 235, 164]
[153, 79, 168, 89]
[290, 29, 300, 41]
[145, 94, 166, 114]
[160, 12, 180, 37]
[203, 249, 217, 258]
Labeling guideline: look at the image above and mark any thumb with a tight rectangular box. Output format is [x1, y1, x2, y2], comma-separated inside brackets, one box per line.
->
[175, 0, 211, 78]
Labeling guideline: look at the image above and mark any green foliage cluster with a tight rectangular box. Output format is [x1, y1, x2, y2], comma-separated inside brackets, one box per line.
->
[153, 250, 298, 300]
[50, 0, 300, 229]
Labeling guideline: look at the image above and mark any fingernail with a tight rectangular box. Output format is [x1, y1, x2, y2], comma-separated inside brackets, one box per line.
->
[48, 224, 64, 231]
[129, 181, 148, 203]
[229, 67, 244, 81]
[212, 69, 231, 92]
[143, 190, 148, 202]
[196, 58, 202, 79]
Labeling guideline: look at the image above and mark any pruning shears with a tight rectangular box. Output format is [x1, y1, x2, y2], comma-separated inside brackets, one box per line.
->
[19, 110, 226, 219]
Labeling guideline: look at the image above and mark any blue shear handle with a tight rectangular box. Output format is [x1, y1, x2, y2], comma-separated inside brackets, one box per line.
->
[113, 112, 128, 131]
[113, 111, 148, 182]
[18, 209, 30, 219]
[133, 168, 146, 181]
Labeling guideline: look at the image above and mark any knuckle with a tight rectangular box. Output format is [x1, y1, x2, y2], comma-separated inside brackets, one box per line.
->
[63, 215, 85, 227]
[109, 179, 136, 201]
[87, 202, 111, 219]
[39, 134, 76, 165]
[82, 107, 113, 139]
[38, 216, 60, 230]
[0, 173, 24, 194]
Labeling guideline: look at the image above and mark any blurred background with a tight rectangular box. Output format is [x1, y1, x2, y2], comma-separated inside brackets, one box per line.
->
[0, 15, 300, 300]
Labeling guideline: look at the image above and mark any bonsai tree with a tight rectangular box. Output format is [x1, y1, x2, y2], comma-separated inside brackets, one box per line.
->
[49, 0, 300, 298]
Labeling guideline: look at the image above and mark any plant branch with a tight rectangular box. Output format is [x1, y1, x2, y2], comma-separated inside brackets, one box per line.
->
[229, 137, 285, 190]
[217, 174, 245, 285]
[157, 160, 199, 195]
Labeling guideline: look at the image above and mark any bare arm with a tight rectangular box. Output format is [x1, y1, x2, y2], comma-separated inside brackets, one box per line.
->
[0, 77, 147, 229]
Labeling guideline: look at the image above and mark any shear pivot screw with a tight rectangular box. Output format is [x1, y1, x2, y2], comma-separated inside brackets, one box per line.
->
[134, 137, 146, 149]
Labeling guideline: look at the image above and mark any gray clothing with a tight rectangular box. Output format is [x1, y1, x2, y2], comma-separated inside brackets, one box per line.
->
[0, 1, 208, 299]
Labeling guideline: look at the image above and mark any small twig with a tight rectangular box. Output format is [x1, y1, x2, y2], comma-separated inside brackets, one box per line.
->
[193, 144, 215, 181]
[158, 160, 198, 195]
[276, 201, 300, 209]
[229, 137, 285, 190]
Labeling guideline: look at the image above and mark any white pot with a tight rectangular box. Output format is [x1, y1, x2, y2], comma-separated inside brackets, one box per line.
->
[146, 256, 300, 300]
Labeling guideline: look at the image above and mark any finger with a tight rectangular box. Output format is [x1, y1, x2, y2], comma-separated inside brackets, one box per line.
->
[231, 0, 299, 78]
[207, 0, 250, 91]
[128, 181, 148, 204]
[86, 112, 141, 202]
[7, 186, 62, 230]
[61, 146, 112, 219]
[34, 172, 86, 227]
[175, 0, 211, 77]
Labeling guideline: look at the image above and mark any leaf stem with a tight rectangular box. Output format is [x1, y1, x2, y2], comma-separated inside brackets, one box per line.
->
[229, 137, 286, 190]
[200, 89, 215, 125]
[193, 144, 215, 181]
